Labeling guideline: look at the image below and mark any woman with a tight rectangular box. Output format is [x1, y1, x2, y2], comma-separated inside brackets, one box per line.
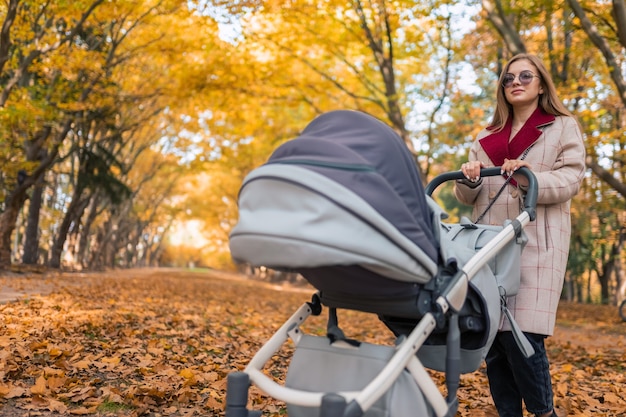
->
[455, 54, 586, 417]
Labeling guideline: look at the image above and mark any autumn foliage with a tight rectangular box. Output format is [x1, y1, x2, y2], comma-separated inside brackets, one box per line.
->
[0, 269, 624, 416]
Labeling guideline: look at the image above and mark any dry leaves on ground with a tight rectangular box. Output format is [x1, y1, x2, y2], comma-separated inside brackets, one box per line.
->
[0, 269, 624, 416]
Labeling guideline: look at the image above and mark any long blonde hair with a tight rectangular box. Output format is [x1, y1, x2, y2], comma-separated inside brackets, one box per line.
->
[489, 54, 574, 132]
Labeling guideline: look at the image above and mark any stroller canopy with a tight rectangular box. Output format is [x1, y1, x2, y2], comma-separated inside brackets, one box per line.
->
[266, 110, 438, 262]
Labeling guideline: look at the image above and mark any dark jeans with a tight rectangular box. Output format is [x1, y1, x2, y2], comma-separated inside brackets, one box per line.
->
[485, 331, 554, 417]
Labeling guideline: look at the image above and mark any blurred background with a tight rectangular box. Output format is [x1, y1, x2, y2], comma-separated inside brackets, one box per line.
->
[0, 0, 624, 306]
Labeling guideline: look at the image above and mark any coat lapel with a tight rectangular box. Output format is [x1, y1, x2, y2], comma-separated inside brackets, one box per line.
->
[480, 107, 555, 166]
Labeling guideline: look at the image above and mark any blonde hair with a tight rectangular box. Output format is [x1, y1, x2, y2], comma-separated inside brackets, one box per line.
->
[489, 54, 574, 132]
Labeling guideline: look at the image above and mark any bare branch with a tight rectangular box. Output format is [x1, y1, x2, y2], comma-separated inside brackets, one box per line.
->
[568, 0, 626, 108]
[613, 0, 626, 48]
[482, 0, 526, 55]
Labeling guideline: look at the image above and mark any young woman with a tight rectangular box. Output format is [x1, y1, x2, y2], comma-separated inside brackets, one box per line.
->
[455, 54, 586, 417]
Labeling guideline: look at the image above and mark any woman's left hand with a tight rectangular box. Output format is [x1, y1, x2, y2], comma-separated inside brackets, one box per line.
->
[502, 158, 532, 186]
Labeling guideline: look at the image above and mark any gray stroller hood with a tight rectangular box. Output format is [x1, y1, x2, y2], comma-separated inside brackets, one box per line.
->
[230, 110, 440, 286]
[266, 109, 438, 262]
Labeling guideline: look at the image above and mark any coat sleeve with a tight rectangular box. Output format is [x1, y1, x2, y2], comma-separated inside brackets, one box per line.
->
[533, 117, 586, 205]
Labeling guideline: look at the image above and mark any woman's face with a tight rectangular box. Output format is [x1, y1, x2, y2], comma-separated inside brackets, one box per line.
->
[503, 59, 544, 109]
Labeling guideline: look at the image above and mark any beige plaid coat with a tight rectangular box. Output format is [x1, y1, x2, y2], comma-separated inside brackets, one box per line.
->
[455, 114, 586, 336]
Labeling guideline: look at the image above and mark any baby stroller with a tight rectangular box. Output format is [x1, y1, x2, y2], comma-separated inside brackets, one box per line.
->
[225, 110, 538, 417]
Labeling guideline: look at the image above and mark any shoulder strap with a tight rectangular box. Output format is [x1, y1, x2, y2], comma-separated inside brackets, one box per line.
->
[502, 304, 535, 357]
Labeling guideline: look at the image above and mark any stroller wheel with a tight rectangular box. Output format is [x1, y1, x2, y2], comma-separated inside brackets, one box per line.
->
[225, 372, 262, 417]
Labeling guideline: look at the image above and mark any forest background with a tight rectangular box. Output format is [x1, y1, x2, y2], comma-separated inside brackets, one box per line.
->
[0, 0, 625, 306]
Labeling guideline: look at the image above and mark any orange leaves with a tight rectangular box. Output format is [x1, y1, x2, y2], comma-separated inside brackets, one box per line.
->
[0, 383, 27, 399]
[1, 270, 626, 416]
[30, 376, 48, 396]
[0, 269, 299, 415]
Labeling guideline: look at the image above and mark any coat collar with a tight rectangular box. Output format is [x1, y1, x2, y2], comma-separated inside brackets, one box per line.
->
[480, 107, 555, 166]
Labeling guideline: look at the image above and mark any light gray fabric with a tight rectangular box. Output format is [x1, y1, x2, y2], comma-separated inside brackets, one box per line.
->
[417, 197, 501, 373]
[230, 165, 438, 283]
[285, 335, 431, 417]
[441, 218, 535, 357]
[267, 110, 439, 261]
[443, 217, 527, 298]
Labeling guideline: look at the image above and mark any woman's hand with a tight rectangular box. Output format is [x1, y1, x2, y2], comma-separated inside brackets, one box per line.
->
[501, 158, 532, 186]
[461, 161, 484, 182]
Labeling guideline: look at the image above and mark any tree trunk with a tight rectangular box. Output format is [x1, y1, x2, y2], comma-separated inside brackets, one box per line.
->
[0, 182, 31, 267]
[76, 192, 102, 268]
[89, 203, 131, 269]
[48, 188, 90, 269]
[598, 260, 613, 305]
[22, 177, 45, 264]
[0, 0, 19, 75]
[568, 0, 626, 107]
[0, 121, 71, 267]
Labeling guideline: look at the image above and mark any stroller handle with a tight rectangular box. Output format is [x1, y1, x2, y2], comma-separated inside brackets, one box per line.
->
[424, 166, 538, 221]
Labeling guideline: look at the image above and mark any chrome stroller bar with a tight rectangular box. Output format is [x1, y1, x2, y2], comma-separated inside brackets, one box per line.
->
[226, 294, 451, 417]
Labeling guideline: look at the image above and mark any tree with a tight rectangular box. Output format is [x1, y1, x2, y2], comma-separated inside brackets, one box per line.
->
[0, 0, 105, 267]
[210, 0, 473, 180]
[567, 0, 626, 199]
[2, 0, 230, 269]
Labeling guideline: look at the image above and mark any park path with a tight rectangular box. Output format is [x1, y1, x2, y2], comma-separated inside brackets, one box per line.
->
[0, 268, 624, 417]
[1, 268, 623, 351]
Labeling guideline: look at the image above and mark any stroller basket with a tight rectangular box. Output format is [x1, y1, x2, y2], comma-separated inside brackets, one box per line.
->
[225, 110, 538, 417]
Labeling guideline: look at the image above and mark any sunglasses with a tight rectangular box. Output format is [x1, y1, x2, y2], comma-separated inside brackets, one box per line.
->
[502, 70, 540, 88]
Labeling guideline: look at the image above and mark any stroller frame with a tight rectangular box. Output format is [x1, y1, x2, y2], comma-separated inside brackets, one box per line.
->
[225, 167, 537, 417]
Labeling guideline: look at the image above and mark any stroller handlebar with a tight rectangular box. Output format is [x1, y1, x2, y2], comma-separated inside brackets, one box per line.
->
[425, 166, 538, 221]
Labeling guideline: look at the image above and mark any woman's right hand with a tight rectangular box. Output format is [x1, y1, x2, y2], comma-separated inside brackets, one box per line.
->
[461, 161, 484, 182]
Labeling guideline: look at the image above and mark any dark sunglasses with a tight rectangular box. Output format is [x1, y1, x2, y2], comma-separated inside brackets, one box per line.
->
[502, 70, 540, 88]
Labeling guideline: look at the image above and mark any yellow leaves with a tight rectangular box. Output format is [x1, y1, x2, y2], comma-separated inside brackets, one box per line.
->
[24, 395, 68, 413]
[179, 368, 197, 387]
[47, 376, 67, 393]
[556, 381, 569, 396]
[100, 385, 124, 403]
[100, 356, 122, 366]
[28, 340, 47, 351]
[71, 359, 92, 370]
[69, 405, 100, 415]
[48, 346, 64, 358]
[179, 368, 194, 379]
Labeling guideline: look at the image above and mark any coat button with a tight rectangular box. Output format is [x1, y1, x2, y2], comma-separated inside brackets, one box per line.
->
[488, 191, 497, 199]
[511, 189, 519, 198]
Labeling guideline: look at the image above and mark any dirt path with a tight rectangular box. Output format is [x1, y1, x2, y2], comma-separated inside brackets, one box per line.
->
[2, 268, 624, 353]
[2, 269, 623, 346]
[552, 319, 625, 353]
